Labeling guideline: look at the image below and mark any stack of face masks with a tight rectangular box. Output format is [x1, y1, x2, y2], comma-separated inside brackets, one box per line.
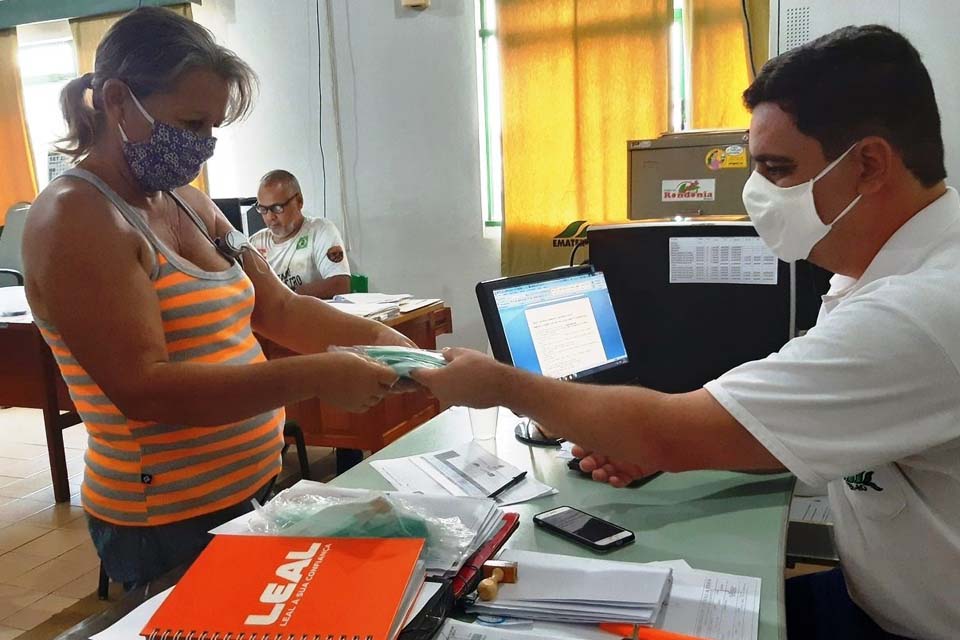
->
[334, 345, 448, 378]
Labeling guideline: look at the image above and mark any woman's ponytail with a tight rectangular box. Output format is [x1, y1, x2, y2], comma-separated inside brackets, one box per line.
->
[56, 72, 99, 161]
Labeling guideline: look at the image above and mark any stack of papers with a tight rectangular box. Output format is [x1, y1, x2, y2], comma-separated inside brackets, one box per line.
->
[467, 549, 672, 625]
[371, 442, 558, 506]
[399, 298, 442, 313]
[210, 481, 504, 579]
[0, 286, 31, 322]
[327, 301, 400, 321]
[453, 559, 762, 640]
[332, 292, 441, 314]
[334, 292, 412, 304]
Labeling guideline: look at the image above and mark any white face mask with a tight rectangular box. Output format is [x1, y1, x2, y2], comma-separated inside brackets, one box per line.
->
[742, 144, 862, 262]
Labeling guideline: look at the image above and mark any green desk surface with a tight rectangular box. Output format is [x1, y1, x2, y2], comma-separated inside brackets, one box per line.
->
[331, 407, 795, 640]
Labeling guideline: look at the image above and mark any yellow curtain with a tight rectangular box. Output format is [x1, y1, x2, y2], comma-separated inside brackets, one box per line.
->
[70, 4, 208, 193]
[0, 29, 38, 226]
[688, 0, 768, 130]
[746, 0, 769, 76]
[499, 0, 673, 276]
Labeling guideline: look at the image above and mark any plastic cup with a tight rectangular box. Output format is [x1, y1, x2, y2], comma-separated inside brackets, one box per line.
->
[468, 406, 499, 441]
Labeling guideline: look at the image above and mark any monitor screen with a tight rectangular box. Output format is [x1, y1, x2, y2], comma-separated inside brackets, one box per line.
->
[489, 271, 628, 380]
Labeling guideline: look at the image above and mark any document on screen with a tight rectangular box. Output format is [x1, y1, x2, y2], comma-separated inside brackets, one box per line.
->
[525, 297, 606, 378]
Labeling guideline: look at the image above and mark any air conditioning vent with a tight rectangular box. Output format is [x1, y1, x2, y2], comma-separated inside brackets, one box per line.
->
[782, 6, 812, 52]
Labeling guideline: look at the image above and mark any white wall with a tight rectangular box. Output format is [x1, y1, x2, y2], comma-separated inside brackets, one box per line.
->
[194, 0, 500, 349]
[770, 0, 960, 188]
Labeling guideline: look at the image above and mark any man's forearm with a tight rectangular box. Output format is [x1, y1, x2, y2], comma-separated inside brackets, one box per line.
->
[499, 368, 672, 469]
[295, 275, 351, 300]
[497, 367, 784, 473]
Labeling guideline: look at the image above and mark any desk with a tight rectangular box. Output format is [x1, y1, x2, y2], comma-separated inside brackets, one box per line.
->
[56, 407, 793, 640]
[0, 287, 80, 503]
[334, 409, 794, 639]
[259, 302, 453, 453]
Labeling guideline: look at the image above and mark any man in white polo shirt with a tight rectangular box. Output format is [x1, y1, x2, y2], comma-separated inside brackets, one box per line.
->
[250, 169, 351, 299]
[414, 25, 958, 639]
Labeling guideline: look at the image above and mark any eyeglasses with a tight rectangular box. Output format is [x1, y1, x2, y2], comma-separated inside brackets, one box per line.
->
[255, 193, 300, 215]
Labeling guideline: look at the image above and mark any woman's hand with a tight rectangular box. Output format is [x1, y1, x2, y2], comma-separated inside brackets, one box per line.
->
[374, 325, 417, 349]
[314, 351, 400, 412]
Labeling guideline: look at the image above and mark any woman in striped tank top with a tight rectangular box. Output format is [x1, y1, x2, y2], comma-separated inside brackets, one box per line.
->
[20, 8, 413, 588]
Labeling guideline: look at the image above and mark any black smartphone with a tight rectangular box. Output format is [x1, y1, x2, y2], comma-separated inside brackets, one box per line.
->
[533, 506, 635, 552]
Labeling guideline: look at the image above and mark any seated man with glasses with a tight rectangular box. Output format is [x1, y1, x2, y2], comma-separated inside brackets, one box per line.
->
[249, 169, 351, 298]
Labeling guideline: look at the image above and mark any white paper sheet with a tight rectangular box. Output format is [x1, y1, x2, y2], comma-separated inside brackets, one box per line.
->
[556, 441, 577, 460]
[370, 443, 557, 506]
[659, 568, 761, 640]
[439, 619, 608, 640]
[326, 301, 400, 320]
[399, 298, 442, 313]
[669, 236, 778, 285]
[789, 495, 833, 524]
[0, 285, 31, 322]
[494, 549, 671, 605]
[333, 292, 412, 304]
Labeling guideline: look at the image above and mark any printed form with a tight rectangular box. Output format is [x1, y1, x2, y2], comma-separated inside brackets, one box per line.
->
[669, 236, 778, 285]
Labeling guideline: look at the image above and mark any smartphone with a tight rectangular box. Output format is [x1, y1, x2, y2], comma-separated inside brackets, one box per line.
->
[533, 506, 635, 552]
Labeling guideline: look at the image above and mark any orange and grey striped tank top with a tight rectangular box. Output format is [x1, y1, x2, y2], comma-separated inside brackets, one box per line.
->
[36, 168, 284, 526]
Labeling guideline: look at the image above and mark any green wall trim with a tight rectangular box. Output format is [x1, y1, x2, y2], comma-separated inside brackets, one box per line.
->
[0, 0, 199, 31]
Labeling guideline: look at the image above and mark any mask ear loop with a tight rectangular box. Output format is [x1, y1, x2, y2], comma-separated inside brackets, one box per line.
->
[812, 143, 858, 183]
[813, 143, 862, 227]
[118, 87, 155, 143]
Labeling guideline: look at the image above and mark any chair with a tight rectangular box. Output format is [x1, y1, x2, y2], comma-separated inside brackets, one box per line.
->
[283, 421, 312, 481]
[0, 202, 29, 287]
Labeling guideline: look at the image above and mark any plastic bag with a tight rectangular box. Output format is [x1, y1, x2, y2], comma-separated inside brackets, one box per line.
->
[330, 345, 447, 378]
[248, 483, 494, 575]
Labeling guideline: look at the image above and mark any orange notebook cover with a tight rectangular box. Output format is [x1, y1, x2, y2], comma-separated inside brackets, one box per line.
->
[141, 535, 425, 640]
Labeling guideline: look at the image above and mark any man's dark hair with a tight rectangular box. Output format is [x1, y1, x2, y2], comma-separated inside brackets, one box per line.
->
[743, 25, 945, 187]
[260, 169, 301, 194]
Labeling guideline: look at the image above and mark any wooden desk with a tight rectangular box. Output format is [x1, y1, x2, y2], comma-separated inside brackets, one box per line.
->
[259, 302, 453, 453]
[0, 312, 80, 503]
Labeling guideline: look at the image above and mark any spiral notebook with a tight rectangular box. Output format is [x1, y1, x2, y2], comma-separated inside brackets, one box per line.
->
[141, 535, 426, 640]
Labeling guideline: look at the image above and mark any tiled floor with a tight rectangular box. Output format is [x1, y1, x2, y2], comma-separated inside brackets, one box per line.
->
[0, 407, 336, 638]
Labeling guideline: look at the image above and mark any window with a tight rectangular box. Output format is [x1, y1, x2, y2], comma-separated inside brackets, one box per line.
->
[17, 21, 77, 191]
[475, 0, 691, 228]
[476, 0, 503, 229]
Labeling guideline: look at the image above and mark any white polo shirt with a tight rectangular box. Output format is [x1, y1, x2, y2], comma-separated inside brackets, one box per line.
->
[250, 216, 350, 292]
[705, 187, 960, 639]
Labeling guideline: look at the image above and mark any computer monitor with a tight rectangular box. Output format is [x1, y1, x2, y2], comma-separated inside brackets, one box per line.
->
[587, 220, 832, 393]
[476, 266, 631, 384]
[212, 197, 263, 236]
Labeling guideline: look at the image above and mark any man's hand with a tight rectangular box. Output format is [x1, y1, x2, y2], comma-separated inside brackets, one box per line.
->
[410, 348, 510, 408]
[571, 445, 650, 488]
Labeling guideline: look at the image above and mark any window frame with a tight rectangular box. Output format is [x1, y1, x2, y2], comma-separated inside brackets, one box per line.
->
[475, 0, 692, 230]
